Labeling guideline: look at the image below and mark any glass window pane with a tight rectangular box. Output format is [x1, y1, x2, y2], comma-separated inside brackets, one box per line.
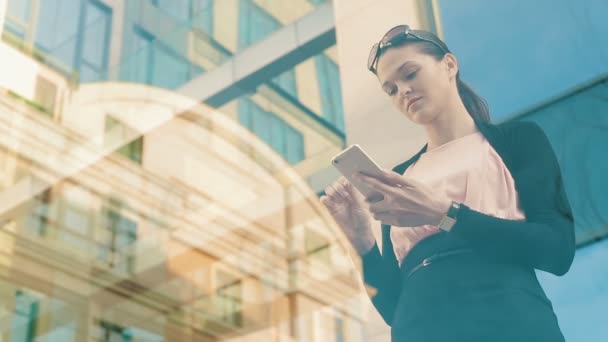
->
[251, 107, 271, 146]
[35, 0, 81, 68]
[152, 45, 191, 89]
[238, 0, 280, 49]
[121, 28, 153, 84]
[315, 54, 345, 132]
[154, 0, 191, 22]
[285, 125, 304, 164]
[80, 1, 112, 81]
[192, 0, 213, 34]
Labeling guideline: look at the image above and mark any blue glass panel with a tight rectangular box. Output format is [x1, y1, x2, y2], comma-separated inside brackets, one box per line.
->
[237, 99, 253, 129]
[285, 125, 304, 165]
[151, 45, 191, 89]
[538, 239, 608, 342]
[238, 0, 280, 48]
[315, 54, 345, 132]
[251, 106, 272, 145]
[80, 1, 111, 81]
[272, 71, 298, 99]
[192, 0, 214, 34]
[35, 0, 81, 68]
[134, 29, 154, 84]
[515, 79, 608, 243]
[154, 0, 191, 22]
[237, 98, 303, 164]
[436, 0, 608, 121]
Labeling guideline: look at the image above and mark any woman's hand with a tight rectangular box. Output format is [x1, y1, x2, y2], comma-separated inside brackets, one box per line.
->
[353, 169, 452, 228]
[320, 176, 376, 254]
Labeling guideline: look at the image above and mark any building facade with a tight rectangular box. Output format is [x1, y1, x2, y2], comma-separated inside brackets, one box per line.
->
[3, 0, 606, 341]
[0, 0, 370, 341]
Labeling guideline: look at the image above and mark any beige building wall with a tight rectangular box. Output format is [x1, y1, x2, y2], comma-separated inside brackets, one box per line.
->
[333, 0, 430, 341]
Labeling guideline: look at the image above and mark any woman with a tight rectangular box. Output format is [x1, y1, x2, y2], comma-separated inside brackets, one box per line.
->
[320, 25, 575, 341]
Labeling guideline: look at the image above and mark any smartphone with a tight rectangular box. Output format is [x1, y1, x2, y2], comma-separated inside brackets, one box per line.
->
[331, 144, 385, 202]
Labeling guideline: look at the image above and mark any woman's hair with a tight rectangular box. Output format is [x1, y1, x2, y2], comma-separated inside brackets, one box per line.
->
[384, 40, 491, 123]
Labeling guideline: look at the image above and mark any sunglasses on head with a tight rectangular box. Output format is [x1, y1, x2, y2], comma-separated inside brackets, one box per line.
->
[367, 25, 449, 74]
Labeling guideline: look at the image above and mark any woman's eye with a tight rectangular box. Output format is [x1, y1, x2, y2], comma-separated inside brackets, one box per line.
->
[405, 71, 417, 80]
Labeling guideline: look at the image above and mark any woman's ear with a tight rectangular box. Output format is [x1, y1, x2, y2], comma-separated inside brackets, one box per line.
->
[443, 53, 459, 79]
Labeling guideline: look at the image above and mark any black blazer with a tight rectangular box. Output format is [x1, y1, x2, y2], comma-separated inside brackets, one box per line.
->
[361, 119, 575, 325]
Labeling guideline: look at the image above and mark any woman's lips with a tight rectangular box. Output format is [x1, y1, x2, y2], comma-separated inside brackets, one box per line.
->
[407, 97, 422, 111]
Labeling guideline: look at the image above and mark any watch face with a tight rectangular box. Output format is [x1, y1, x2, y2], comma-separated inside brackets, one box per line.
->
[447, 201, 460, 218]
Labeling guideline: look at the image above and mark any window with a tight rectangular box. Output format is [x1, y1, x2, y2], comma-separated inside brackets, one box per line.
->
[238, 99, 305, 165]
[59, 201, 93, 255]
[215, 270, 243, 327]
[335, 317, 344, 342]
[120, 26, 203, 89]
[122, 27, 154, 84]
[24, 190, 51, 235]
[35, 0, 112, 82]
[151, 0, 190, 22]
[315, 54, 345, 132]
[239, 0, 297, 97]
[105, 117, 144, 164]
[192, 0, 214, 35]
[12, 290, 39, 342]
[151, 43, 202, 89]
[5, 0, 32, 37]
[99, 208, 137, 274]
[238, 0, 280, 48]
[150, 0, 213, 34]
[79, 1, 113, 82]
[35, 0, 81, 68]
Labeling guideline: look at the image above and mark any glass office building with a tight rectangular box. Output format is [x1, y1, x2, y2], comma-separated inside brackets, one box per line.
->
[0, 0, 363, 341]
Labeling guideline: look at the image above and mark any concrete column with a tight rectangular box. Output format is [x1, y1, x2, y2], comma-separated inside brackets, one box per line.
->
[333, 1, 429, 340]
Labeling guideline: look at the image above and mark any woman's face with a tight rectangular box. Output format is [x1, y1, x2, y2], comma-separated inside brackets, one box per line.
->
[375, 43, 456, 125]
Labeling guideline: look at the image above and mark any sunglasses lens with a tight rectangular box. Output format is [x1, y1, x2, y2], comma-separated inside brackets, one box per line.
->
[367, 43, 379, 71]
[382, 25, 409, 44]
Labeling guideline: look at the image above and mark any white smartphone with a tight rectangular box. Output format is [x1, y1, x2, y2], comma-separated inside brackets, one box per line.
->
[331, 144, 385, 202]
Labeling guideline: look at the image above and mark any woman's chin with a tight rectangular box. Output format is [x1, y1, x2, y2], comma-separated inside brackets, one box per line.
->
[405, 110, 430, 124]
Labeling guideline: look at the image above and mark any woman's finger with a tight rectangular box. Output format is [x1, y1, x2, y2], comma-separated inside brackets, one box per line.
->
[320, 195, 335, 207]
[329, 182, 349, 201]
[355, 174, 394, 195]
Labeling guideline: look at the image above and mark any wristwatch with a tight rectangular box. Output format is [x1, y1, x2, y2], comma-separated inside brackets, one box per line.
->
[437, 201, 461, 232]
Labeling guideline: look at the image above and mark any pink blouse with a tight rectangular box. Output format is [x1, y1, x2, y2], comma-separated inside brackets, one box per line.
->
[390, 131, 526, 266]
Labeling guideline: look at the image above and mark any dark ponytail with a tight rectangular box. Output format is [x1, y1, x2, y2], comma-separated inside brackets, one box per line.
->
[456, 76, 491, 123]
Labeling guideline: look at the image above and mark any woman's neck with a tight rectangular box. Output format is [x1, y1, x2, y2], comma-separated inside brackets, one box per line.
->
[425, 100, 479, 151]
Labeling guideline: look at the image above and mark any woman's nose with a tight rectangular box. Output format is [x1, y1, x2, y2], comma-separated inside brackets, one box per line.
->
[399, 86, 412, 99]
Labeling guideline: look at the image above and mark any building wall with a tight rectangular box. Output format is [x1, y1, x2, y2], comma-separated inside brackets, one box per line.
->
[0, 0, 364, 341]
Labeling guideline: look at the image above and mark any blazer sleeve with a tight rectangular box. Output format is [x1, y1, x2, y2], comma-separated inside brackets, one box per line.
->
[448, 121, 575, 276]
[361, 236, 401, 326]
